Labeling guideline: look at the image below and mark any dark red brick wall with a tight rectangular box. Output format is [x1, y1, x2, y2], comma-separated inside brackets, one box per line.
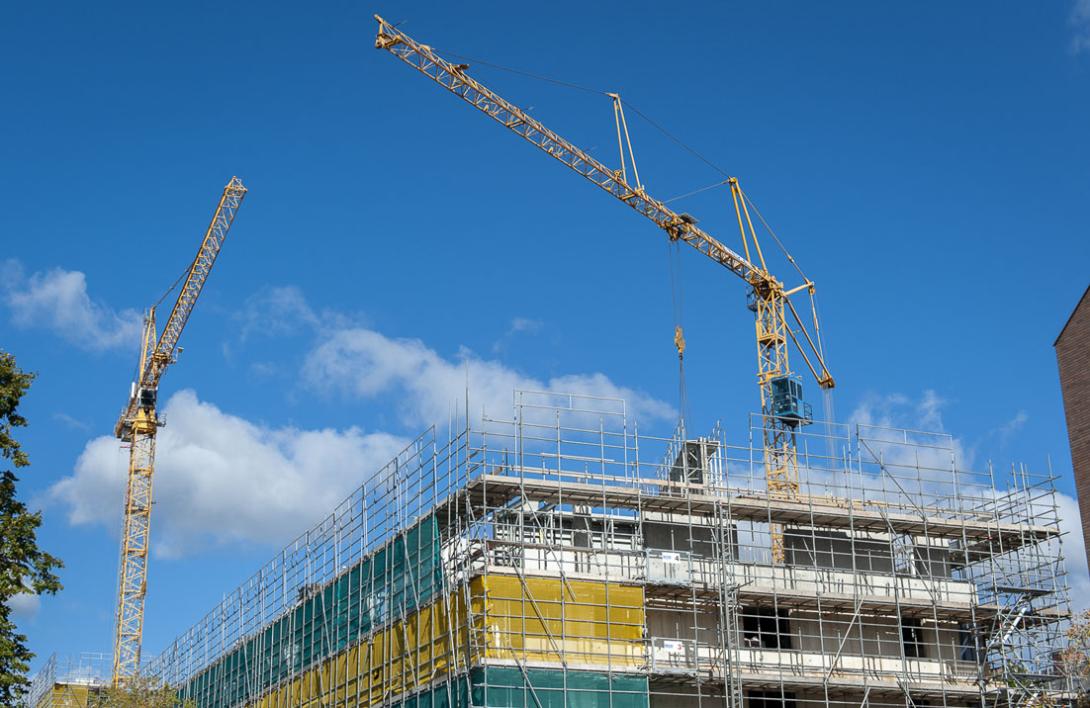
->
[1057, 287, 1090, 569]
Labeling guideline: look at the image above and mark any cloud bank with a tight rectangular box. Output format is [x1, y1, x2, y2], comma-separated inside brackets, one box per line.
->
[1, 260, 142, 352]
[241, 285, 675, 427]
[1074, 0, 1090, 54]
[303, 328, 674, 428]
[49, 284, 673, 556]
[10, 592, 41, 622]
[849, 390, 1088, 611]
[50, 390, 408, 557]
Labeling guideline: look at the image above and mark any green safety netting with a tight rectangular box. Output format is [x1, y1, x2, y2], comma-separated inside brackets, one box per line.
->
[178, 514, 443, 708]
[398, 669, 648, 708]
[470, 668, 650, 708]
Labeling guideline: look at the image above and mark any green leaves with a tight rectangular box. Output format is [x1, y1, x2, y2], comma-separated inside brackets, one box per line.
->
[0, 351, 63, 703]
[0, 352, 34, 469]
[92, 675, 195, 707]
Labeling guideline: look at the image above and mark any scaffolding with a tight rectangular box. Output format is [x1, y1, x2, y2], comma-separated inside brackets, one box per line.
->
[24, 653, 109, 708]
[138, 390, 1072, 708]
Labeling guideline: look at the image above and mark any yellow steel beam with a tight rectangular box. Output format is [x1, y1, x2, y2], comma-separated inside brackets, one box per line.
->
[373, 17, 836, 563]
[111, 178, 247, 684]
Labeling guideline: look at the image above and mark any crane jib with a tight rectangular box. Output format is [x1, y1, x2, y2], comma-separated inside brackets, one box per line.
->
[375, 16, 837, 566]
[375, 17, 764, 287]
[136, 179, 247, 392]
[112, 176, 246, 685]
[373, 15, 833, 396]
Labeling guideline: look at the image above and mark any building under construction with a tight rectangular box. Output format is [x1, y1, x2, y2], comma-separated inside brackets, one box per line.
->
[25, 653, 109, 707]
[117, 389, 1071, 708]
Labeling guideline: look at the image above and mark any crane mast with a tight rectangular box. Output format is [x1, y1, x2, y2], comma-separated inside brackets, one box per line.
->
[111, 177, 247, 684]
[374, 18, 834, 560]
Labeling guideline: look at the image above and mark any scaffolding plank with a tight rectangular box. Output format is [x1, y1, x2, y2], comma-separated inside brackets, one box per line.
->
[467, 474, 1056, 552]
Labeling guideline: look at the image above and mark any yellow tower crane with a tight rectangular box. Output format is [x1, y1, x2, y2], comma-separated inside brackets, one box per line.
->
[373, 18, 835, 561]
[111, 177, 247, 684]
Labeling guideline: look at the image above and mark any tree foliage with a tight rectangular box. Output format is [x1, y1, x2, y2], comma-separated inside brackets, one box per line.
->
[0, 351, 62, 703]
[91, 675, 195, 708]
[1059, 608, 1090, 707]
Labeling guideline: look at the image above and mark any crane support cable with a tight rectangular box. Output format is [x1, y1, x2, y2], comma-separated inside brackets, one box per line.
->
[374, 15, 764, 287]
[618, 98, 730, 179]
[152, 266, 190, 311]
[112, 177, 247, 685]
[740, 188, 809, 284]
[809, 289, 829, 367]
[609, 93, 643, 191]
[439, 45, 733, 186]
[146, 177, 247, 388]
[374, 16, 833, 392]
[441, 50, 608, 96]
[375, 17, 838, 567]
[665, 179, 731, 204]
[784, 296, 834, 388]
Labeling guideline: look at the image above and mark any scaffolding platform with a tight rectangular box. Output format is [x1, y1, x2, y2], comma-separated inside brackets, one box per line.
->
[122, 390, 1071, 708]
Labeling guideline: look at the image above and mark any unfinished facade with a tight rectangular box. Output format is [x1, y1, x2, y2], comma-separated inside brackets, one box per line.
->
[140, 391, 1071, 708]
[25, 653, 109, 707]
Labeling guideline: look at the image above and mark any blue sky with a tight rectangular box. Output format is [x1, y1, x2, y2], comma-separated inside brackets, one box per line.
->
[2, 1, 1089, 673]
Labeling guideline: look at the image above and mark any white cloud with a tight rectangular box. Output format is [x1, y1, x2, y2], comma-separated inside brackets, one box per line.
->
[915, 389, 946, 431]
[848, 391, 909, 428]
[997, 409, 1029, 445]
[49, 390, 408, 557]
[233, 285, 359, 343]
[849, 389, 973, 468]
[303, 327, 674, 429]
[53, 412, 90, 432]
[237, 285, 672, 429]
[849, 391, 1088, 611]
[492, 316, 545, 354]
[49, 283, 670, 556]
[10, 592, 40, 621]
[851, 389, 946, 430]
[1, 260, 142, 351]
[1058, 492, 1090, 611]
[509, 317, 543, 334]
[235, 285, 324, 341]
[1073, 0, 1090, 54]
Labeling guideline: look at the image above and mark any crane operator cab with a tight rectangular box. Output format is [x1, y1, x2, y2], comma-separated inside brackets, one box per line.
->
[138, 387, 157, 411]
[770, 375, 812, 426]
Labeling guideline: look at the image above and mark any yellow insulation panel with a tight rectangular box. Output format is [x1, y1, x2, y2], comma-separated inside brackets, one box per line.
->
[477, 574, 645, 668]
[248, 575, 645, 707]
[37, 683, 98, 708]
[250, 591, 469, 708]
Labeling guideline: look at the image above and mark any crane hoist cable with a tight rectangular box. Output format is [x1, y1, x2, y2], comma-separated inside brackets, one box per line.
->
[609, 91, 690, 431]
[669, 239, 689, 435]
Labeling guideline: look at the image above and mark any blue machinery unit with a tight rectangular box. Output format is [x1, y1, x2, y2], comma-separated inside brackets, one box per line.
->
[769, 375, 812, 426]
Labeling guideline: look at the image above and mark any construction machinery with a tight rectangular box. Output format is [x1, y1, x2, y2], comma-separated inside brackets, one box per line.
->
[111, 177, 247, 684]
[373, 18, 834, 561]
